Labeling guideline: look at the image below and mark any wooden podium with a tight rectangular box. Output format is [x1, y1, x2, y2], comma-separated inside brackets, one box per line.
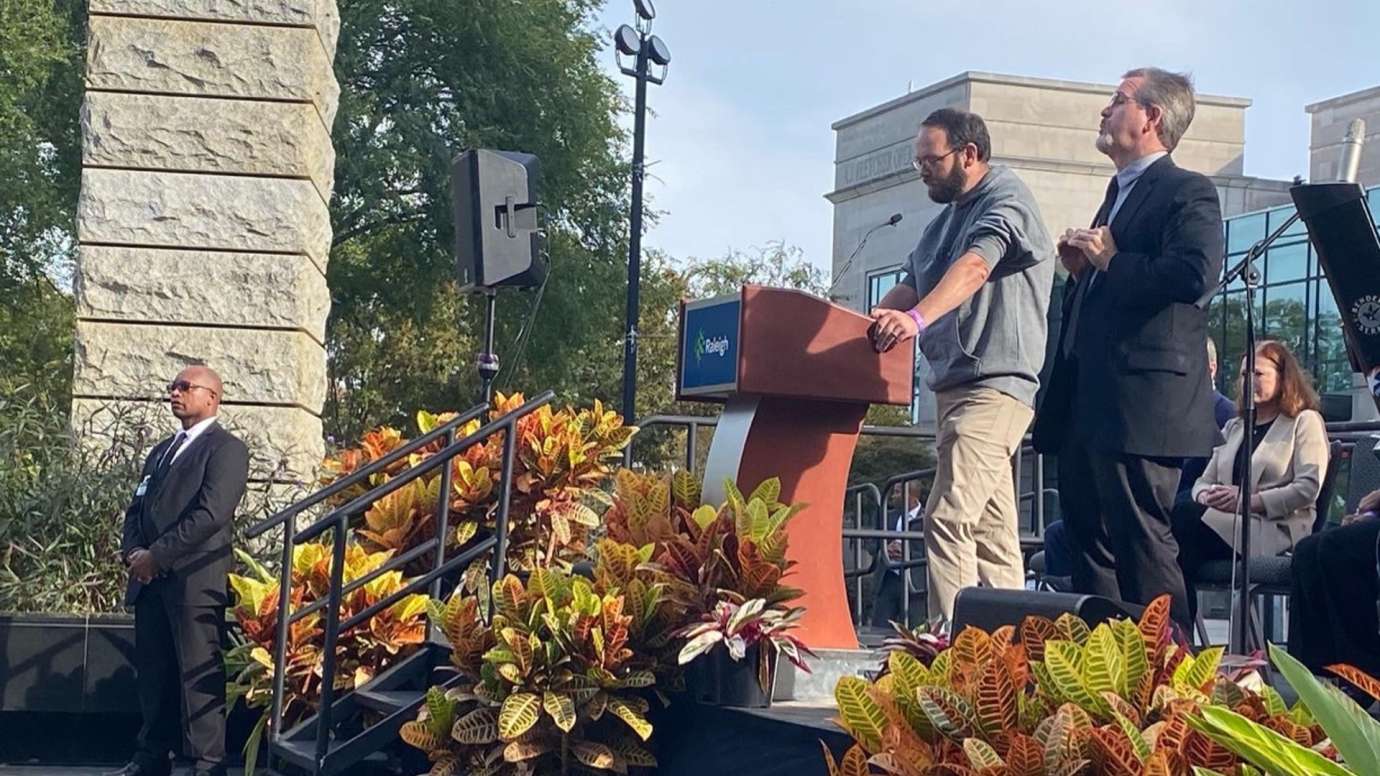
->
[677, 285, 914, 649]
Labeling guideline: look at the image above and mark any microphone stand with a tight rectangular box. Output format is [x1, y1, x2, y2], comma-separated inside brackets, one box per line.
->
[827, 219, 897, 301]
[1199, 209, 1300, 654]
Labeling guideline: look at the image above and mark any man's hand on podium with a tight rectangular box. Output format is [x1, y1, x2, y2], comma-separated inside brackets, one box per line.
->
[869, 307, 921, 353]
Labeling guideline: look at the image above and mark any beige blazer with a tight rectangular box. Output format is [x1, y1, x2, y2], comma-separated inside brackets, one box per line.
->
[1191, 409, 1328, 558]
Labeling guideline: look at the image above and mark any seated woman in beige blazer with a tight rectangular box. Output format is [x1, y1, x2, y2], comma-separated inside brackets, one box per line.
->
[1172, 339, 1328, 622]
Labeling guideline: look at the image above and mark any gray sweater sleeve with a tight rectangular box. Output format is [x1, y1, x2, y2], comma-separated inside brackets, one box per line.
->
[964, 180, 1050, 270]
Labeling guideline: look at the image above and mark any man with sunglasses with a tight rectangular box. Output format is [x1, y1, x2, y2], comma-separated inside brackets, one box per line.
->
[112, 365, 248, 776]
[869, 108, 1055, 630]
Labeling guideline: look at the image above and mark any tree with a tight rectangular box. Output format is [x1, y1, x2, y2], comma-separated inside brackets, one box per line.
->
[0, 0, 84, 405]
[681, 240, 828, 299]
[0, 0, 82, 288]
[323, 0, 649, 441]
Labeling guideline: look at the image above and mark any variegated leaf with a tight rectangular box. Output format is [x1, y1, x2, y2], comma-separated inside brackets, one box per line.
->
[543, 691, 577, 733]
[451, 707, 498, 745]
[498, 692, 541, 741]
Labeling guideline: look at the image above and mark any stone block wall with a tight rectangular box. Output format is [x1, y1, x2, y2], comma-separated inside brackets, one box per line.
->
[73, 1, 340, 486]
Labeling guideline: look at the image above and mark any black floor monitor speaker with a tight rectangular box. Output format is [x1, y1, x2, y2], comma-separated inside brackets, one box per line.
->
[452, 149, 545, 290]
[952, 587, 1144, 634]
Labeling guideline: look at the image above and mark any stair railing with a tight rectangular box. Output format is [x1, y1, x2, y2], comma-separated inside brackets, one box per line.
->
[245, 390, 556, 774]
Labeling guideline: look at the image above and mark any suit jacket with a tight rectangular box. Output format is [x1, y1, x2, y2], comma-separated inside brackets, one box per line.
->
[1192, 410, 1328, 557]
[121, 422, 249, 608]
[1032, 156, 1224, 458]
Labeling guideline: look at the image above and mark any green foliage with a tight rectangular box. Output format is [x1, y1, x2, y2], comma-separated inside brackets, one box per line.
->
[681, 241, 827, 299]
[0, 279, 73, 413]
[826, 595, 1369, 775]
[1188, 644, 1380, 776]
[0, 0, 83, 401]
[0, 0, 83, 288]
[0, 385, 152, 613]
[323, 0, 648, 440]
[402, 561, 662, 774]
[319, 394, 636, 572]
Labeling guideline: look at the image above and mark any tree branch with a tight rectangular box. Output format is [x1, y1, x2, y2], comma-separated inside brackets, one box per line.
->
[332, 211, 427, 248]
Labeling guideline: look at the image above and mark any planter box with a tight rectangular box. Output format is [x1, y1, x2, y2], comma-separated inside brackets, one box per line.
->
[0, 613, 138, 714]
[0, 612, 265, 764]
[684, 643, 778, 708]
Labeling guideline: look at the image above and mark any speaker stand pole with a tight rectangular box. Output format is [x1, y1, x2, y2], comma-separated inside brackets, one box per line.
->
[477, 287, 499, 404]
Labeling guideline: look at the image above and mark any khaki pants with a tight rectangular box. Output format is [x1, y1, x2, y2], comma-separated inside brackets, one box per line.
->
[924, 386, 1033, 627]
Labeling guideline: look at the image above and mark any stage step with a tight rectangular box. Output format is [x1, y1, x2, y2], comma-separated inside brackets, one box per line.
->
[353, 688, 418, 715]
[777, 648, 881, 702]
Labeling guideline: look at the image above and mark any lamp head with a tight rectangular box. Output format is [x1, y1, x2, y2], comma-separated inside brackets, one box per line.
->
[614, 24, 639, 56]
[647, 35, 671, 66]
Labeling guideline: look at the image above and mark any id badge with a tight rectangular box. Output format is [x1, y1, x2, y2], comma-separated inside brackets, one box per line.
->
[135, 475, 150, 497]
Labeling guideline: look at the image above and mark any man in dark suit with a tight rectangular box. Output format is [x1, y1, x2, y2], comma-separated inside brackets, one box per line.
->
[111, 365, 249, 776]
[1033, 67, 1224, 630]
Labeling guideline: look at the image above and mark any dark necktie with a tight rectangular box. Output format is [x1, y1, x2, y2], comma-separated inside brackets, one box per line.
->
[153, 431, 187, 481]
[1094, 175, 1120, 228]
[1062, 176, 1121, 357]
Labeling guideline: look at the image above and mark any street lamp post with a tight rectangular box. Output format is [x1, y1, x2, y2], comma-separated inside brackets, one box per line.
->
[615, 0, 670, 421]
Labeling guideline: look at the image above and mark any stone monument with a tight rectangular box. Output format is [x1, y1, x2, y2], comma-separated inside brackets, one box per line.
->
[71, 0, 340, 490]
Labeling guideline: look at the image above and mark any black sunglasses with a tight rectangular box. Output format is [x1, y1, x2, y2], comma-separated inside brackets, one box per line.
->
[167, 380, 214, 395]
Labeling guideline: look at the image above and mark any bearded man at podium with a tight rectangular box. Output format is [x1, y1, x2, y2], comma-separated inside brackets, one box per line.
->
[869, 108, 1056, 629]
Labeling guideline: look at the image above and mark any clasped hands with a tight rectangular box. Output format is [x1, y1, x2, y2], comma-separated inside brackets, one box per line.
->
[1197, 484, 1265, 515]
[125, 548, 161, 584]
[1057, 226, 1118, 277]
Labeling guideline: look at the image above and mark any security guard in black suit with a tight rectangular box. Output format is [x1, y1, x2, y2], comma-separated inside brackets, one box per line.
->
[110, 365, 248, 776]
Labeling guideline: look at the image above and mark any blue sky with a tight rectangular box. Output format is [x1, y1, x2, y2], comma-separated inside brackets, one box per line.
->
[593, 0, 1380, 273]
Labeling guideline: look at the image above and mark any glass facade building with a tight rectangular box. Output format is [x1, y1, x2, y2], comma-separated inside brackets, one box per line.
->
[1209, 185, 1380, 398]
[866, 266, 924, 422]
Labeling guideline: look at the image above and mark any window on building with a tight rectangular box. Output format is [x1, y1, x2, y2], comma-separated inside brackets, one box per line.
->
[1227, 211, 1266, 254]
[1210, 186, 1380, 402]
[865, 267, 926, 424]
[1265, 241, 1308, 284]
[866, 267, 906, 310]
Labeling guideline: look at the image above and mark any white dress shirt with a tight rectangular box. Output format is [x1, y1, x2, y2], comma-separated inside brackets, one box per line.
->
[1107, 151, 1167, 224]
[162, 415, 219, 467]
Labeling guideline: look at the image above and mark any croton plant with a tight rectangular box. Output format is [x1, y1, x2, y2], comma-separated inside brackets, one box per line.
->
[400, 541, 674, 775]
[318, 393, 638, 572]
[826, 594, 1380, 776]
[225, 543, 431, 773]
[399, 470, 818, 774]
[227, 393, 818, 775]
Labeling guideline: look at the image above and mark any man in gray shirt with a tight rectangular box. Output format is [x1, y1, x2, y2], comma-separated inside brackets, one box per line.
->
[871, 108, 1055, 628]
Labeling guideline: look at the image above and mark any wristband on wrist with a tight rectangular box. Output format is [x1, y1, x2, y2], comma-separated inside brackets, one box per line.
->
[906, 308, 926, 332]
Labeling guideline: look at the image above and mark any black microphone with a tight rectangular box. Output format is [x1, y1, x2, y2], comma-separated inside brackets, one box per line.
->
[828, 213, 903, 299]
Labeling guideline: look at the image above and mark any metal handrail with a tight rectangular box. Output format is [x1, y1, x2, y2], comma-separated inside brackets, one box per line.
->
[247, 401, 490, 539]
[288, 538, 441, 623]
[1325, 419, 1380, 434]
[264, 390, 556, 774]
[841, 482, 882, 624]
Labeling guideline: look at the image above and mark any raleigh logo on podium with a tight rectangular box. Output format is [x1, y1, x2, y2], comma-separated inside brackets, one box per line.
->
[693, 330, 731, 365]
[679, 294, 741, 397]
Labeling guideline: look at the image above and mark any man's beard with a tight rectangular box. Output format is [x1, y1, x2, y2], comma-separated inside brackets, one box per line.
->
[1095, 129, 1114, 154]
[925, 164, 966, 203]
